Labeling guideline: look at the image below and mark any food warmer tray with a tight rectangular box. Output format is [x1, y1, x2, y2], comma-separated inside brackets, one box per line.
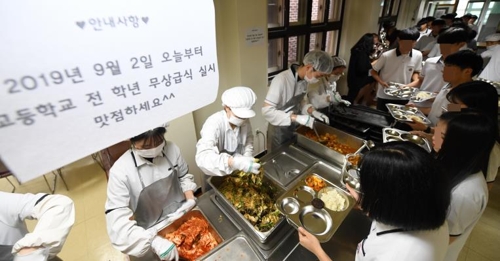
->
[200, 233, 263, 261]
[158, 208, 224, 260]
[207, 175, 286, 245]
[276, 174, 355, 243]
[385, 103, 431, 124]
[296, 122, 365, 166]
[382, 128, 432, 152]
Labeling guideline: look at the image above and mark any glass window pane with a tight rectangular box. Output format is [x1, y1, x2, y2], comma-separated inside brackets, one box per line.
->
[309, 32, 323, 51]
[268, 0, 284, 28]
[391, 0, 400, 15]
[328, 0, 343, 21]
[290, 0, 307, 25]
[325, 30, 339, 55]
[379, 0, 385, 17]
[312, 0, 326, 24]
[268, 38, 284, 74]
[288, 35, 306, 66]
[385, 0, 393, 16]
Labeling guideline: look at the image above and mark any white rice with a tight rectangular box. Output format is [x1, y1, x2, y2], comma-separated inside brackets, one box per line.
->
[320, 188, 346, 211]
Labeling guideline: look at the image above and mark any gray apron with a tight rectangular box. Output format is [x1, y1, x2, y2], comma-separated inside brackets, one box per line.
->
[0, 245, 15, 261]
[267, 67, 307, 153]
[130, 151, 185, 261]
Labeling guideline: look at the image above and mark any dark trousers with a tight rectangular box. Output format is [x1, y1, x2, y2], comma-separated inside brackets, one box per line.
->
[376, 97, 409, 112]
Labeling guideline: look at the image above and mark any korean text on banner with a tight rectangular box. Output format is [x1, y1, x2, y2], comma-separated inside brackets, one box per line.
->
[0, 0, 219, 182]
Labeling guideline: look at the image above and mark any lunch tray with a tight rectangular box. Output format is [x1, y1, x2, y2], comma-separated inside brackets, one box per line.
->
[385, 103, 431, 124]
[382, 128, 432, 152]
[383, 83, 418, 99]
[410, 90, 437, 103]
[275, 174, 355, 243]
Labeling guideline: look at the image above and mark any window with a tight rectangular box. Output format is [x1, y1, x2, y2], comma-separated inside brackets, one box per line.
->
[378, 0, 402, 29]
[267, 0, 346, 77]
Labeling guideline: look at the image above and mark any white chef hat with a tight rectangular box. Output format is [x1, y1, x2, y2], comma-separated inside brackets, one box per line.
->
[221, 86, 257, 118]
[485, 33, 500, 42]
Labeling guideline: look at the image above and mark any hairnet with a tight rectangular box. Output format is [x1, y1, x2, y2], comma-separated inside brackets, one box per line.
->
[302, 50, 334, 74]
[332, 56, 347, 69]
[485, 33, 500, 42]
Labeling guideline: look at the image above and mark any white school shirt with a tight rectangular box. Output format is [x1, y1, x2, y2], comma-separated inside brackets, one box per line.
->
[427, 84, 451, 126]
[445, 172, 488, 261]
[306, 77, 336, 110]
[487, 142, 500, 183]
[262, 66, 308, 126]
[195, 110, 254, 176]
[415, 33, 437, 51]
[105, 142, 197, 257]
[416, 56, 446, 108]
[0, 192, 75, 260]
[479, 45, 500, 82]
[355, 221, 449, 261]
[373, 49, 423, 100]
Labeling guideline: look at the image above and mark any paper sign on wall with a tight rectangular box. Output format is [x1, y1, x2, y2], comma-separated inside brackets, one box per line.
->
[0, 0, 219, 182]
[245, 27, 265, 46]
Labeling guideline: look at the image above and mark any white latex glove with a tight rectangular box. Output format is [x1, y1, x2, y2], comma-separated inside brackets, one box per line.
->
[14, 248, 49, 261]
[295, 115, 314, 129]
[151, 236, 179, 261]
[166, 199, 196, 221]
[311, 110, 330, 125]
[231, 156, 261, 174]
[329, 91, 351, 106]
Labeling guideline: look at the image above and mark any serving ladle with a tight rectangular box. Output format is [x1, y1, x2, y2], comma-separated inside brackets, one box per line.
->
[313, 125, 328, 144]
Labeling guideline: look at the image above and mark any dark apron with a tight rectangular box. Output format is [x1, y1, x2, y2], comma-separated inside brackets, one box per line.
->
[130, 151, 185, 261]
[267, 69, 307, 153]
[0, 245, 53, 261]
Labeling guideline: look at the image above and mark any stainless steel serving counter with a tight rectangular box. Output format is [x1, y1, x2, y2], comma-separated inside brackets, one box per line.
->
[196, 141, 372, 260]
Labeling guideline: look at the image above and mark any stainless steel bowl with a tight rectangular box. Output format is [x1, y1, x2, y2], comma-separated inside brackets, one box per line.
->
[386, 136, 403, 142]
[299, 205, 333, 236]
[294, 186, 316, 203]
[384, 129, 400, 136]
[280, 197, 300, 215]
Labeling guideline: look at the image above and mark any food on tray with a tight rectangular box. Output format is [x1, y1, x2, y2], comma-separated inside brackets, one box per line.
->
[416, 91, 433, 100]
[304, 130, 357, 155]
[347, 154, 361, 166]
[409, 115, 425, 123]
[162, 216, 219, 261]
[218, 170, 280, 232]
[319, 188, 347, 211]
[305, 175, 326, 192]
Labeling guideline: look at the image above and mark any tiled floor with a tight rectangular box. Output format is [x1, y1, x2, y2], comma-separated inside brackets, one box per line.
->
[1, 155, 499, 261]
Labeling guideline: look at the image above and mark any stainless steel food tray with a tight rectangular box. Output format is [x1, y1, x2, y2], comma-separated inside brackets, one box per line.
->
[199, 234, 263, 261]
[410, 91, 437, 103]
[385, 103, 431, 124]
[207, 175, 286, 244]
[260, 146, 313, 188]
[158, 208, 224, 260]
[276, 174, 355, 243]
[383, 83, 418, 100]
[296, 122, 365, 165]
[382, 128, 432, 152]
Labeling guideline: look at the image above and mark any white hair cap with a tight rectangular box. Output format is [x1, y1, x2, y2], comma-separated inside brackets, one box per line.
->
[303, 50, 334, 74]
[221, 86, 257, 118]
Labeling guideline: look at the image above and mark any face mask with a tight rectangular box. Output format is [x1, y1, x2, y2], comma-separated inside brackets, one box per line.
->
[304, 68, 319, 84]
[487, 44, 499, 50]
[228, 115, 246, 126]
[135, 141, 165, 158]
[330, 74, 341, 82]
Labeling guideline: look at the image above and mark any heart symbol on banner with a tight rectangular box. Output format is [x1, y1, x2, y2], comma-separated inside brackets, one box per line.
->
[76, 21, 85, 29]
[142, 17, 149, 24]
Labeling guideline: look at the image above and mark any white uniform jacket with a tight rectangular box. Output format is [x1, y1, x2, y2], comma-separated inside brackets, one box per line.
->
[0, 192, 75, 260]
[105, 141, 197, 257]
[195, 110, 254, 176]
[355, 221, 448, 261]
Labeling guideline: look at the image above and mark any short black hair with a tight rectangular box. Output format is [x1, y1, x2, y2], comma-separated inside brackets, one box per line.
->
[398, 27, 420, 41]
[463, 13, 473, 18]
[437, 27, 469, 44]
[130, 127, 166, 148]
[471, 15, 478, 19]
[444, 50, 483, 76]
[382, 21, 395, 30]
[432, 18, 446, 26]
[359, 142, 450, 230]
[443, 13, 456, 19]
[437, 111, 497, 188]
[447, 81, 499, 127]
[416, 18, 428, 27]
[425, 16, 436, 22]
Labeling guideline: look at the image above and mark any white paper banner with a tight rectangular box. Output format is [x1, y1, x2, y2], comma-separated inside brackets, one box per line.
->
[0, 0, 218, 182]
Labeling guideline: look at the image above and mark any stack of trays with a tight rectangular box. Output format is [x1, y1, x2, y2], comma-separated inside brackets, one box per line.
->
[383, 128, 432, 152]
[385, 103, 431, 124]
[384, 83, 418, 99]
[275, 174, 355, 242]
